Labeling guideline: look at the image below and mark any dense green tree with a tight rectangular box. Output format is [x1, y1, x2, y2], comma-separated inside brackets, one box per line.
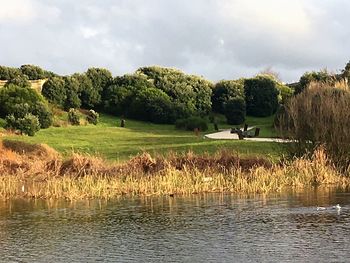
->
[212, 80, 244, 114]
[137, 66, 212, 118]
[244, 76, 279, 117]
[72, 73, 99, 108]
[20, 64, 46, 80]
[4, 75, 31, 88]
[224, 97, 246, 125]
[86, 67, 113, 106]
[63, 76, 81, 110]
[129, 88, 175, 123]
[0, 66, 22, 80]
[103, 74, 154, 115]
[42, 76, 66, 106]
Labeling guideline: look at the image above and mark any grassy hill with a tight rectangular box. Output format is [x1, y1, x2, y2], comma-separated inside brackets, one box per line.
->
[1, 113, 283, 162]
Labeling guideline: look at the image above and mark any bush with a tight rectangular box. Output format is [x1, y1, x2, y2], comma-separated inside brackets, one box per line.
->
[86, 110, 99, 125]
[278, 82, 350, 169]
[224, 97, 246, 125]
[72, 73, 99, 108]
[68, 108, 80, 125]
[175, 116, 208, 131]
[31, 102, 53, 129]
[0, 84, 52, 129]
[5, 113, 40, 136]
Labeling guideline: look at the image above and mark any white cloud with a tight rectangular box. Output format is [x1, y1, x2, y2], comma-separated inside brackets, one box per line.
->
[0, 0, 349, 82]
[0, 0, 36, 22]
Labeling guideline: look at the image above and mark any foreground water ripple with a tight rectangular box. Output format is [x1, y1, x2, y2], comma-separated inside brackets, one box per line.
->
[1, 188, 350, 262]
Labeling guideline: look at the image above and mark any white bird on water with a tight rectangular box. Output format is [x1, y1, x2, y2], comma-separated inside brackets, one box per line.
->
[333, 204, 341, 210]
[316, 204, 341, 211]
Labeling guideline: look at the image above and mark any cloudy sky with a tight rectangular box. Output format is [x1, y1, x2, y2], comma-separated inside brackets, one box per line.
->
[0, 0, 349, 83]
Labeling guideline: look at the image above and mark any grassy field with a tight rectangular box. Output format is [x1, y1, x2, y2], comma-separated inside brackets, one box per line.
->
[1, 114, 284, 162]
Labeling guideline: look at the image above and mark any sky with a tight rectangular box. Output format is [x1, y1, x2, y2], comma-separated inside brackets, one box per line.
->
[0, 0, 349, 83]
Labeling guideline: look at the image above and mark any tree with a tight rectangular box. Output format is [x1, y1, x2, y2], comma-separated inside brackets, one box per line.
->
[129, 88, 175, 123]
[63, 76, 81, 110]
[137, 66, 212, 119]
[20, 64, 46, 80]
[341, 61, 350, 82]
[212, 80, 244, 114]
[86, 67, 113, 106]
[4, 75, 31, 88]
[244, 76, 279, 117]
[103, 74, 155, 115]
[0, 66, 22, 80]
[72, 73, 99, 108]
[224, 97, 246, 125]
[42, 76, 66, 107]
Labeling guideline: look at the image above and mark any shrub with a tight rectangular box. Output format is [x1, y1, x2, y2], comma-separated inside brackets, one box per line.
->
[68, 108, 80, 125]
[31, 102, 53, 129]
[175, 116, 208, 131]
[86, 110, 99, 125]
[278, 81, 350, 169]
[224, 97, 246, 125]
[5, 113, 40, 136]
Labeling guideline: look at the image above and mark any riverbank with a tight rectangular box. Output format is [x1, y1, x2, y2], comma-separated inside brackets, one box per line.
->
[1, 140, 349, 200]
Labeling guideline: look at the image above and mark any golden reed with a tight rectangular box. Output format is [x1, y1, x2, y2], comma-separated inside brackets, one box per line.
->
[0, 140, 349, 200]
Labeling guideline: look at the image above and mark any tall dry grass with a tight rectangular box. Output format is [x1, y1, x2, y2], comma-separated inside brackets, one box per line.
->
[0, 140, 349, 200]
[278, 80, 350, 169]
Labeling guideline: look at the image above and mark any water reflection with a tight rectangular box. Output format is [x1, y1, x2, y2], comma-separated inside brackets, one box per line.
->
[0, 187, 350, 262]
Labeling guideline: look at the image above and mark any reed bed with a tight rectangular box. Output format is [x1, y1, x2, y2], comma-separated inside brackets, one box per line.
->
[0, 140, 349, 200]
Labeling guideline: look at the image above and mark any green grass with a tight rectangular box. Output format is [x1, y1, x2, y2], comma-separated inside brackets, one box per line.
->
[2, 114, 284, 162]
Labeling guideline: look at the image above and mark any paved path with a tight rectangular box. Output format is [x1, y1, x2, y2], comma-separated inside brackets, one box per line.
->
[204, 129, 290, 143]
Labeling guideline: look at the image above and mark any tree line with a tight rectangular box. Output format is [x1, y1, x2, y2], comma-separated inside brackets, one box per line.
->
[2, 62, 349, 136]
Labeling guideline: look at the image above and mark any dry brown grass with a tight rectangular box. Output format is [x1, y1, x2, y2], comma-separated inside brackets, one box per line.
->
[0, 140, 349, 200]
[278, 80, 350, 169]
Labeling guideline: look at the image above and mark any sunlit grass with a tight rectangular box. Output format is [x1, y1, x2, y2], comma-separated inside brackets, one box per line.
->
[2, 113, 283, 161]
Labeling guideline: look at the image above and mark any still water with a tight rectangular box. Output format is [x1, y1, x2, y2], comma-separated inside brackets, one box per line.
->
[0, 188, 350, 262]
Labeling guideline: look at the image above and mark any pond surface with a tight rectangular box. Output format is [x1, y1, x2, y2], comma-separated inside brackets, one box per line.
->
[1, 188, 350, 262]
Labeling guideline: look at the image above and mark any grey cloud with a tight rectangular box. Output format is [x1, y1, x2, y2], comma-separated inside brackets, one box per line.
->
[0, 0, 349, 83]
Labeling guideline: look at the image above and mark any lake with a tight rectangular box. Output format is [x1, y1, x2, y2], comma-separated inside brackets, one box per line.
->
[1, 187, 350, 262]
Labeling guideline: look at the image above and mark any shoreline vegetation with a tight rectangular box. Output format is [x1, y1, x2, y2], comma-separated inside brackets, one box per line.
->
[1, 140, 349, 200]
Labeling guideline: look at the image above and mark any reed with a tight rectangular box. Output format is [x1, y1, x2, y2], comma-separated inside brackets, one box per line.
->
[0, 140, 349, 200]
